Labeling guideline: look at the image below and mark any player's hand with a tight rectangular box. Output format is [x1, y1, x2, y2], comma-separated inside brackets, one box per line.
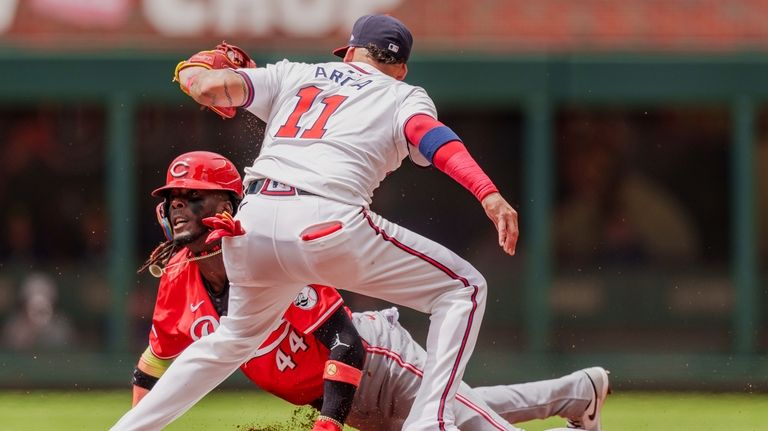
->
[311, 417, 343, 431]
[202, 211, 245, 244]
[481, 192, 519, 255]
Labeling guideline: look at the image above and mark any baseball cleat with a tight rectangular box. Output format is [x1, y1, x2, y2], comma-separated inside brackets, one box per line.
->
[567, 367, 611, 431]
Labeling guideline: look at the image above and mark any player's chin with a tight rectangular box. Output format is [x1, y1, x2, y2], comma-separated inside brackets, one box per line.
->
[172, 229, 204, 247]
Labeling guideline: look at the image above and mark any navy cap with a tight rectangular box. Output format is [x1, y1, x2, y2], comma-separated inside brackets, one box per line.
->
[332, 14, 413, 62]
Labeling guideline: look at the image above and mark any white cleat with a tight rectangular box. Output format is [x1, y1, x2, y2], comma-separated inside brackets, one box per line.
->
[567, 367, 611, 431]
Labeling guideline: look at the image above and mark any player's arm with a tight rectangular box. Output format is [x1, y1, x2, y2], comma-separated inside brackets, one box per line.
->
[405, 114, 519, 255]
[173, 42, 256, 118]
[311, 308, 366, 431]
[178, 67, 249, 109]
[130, 346, 173, 406]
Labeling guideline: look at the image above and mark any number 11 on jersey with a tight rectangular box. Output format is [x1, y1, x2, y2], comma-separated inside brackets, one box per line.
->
[276, 86, 348, 139]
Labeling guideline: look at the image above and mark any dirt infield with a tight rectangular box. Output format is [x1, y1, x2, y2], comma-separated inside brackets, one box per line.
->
[240, 406, 317, 431]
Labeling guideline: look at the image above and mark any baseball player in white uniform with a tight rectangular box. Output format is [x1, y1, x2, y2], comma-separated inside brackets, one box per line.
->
[112, 14, 519, 431]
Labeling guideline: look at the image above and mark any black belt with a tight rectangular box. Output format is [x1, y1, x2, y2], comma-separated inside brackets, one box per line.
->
[245, 179, 316, 196]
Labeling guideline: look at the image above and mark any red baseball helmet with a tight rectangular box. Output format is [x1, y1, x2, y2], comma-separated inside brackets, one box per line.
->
[152, 151, 243, 198]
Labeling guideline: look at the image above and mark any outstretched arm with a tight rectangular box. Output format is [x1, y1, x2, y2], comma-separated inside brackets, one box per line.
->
[173, 42, 255, 118]
[311, 308, 366, 431]
[178, 67, 249, 109]
[405, 114, 519, 255]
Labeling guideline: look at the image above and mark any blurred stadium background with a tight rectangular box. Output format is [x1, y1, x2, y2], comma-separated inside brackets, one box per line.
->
[0, 0, 767, 401]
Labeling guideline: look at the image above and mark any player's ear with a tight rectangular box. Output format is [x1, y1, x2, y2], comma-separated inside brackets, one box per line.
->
[395, 63, 408, 81]
[343, 47, 356, 63]
[216, 197, 233, 215]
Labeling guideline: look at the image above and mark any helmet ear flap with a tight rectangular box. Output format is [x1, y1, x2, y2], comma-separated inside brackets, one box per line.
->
[155, 201, 173, 242]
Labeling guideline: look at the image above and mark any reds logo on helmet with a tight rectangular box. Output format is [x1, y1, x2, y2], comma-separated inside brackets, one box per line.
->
[169, 161, 190, 178]
[151, 151, 244, 198]
[190, 315, 219, 340]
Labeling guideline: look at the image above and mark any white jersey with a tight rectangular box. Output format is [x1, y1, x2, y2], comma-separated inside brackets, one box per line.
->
[238, 60, 436, 207]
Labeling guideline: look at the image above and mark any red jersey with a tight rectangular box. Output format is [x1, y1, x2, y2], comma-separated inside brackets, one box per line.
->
[149, 249, 344, 405]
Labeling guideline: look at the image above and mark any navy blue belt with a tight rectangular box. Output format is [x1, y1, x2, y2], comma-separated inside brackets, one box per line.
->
[245, 179, 315, 196]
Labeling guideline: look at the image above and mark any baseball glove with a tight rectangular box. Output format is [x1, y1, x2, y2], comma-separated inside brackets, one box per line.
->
[173, 42, 256, 119]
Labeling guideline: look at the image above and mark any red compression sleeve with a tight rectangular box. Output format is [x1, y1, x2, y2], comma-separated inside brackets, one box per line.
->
[433, 142, 499, 201]
[404, 114, 499, 202]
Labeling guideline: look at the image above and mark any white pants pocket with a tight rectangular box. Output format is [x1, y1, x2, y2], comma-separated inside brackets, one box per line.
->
[298, 220, 359, 284]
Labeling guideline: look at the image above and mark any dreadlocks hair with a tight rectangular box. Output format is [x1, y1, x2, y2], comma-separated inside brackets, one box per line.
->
[364, 43, 403, 65]
[137, 192, 241, 274]
[137, 241, 178, 274]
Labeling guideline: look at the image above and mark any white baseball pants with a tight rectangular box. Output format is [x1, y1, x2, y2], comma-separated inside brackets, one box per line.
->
[349, 308, 594, 431]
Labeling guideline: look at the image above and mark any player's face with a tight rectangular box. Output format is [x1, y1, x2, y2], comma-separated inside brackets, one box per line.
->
[166, 188, 228, 247]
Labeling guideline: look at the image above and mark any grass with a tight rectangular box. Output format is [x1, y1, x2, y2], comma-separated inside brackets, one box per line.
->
[0, 389, 766, 430]
[519, 392, 768, 431]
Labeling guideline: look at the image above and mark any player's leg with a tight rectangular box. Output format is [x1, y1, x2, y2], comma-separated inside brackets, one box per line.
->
[111, 196, 309, 430]
[348, 308, 492, 431]
[454, 382, 526, 431]
[345, 308, 422, 431]
[347, 309, 591, 431]
[472, 367, 609, 430]
[339, 210, 486, 431]
[348, 309, 521, 431]
[111, 282, 303, 430]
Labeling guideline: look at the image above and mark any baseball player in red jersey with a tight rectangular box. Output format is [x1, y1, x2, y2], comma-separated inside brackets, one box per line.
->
[113, 15, 522, 431]
[132, 151, 367, 430]
[129, 151, 609, 431]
